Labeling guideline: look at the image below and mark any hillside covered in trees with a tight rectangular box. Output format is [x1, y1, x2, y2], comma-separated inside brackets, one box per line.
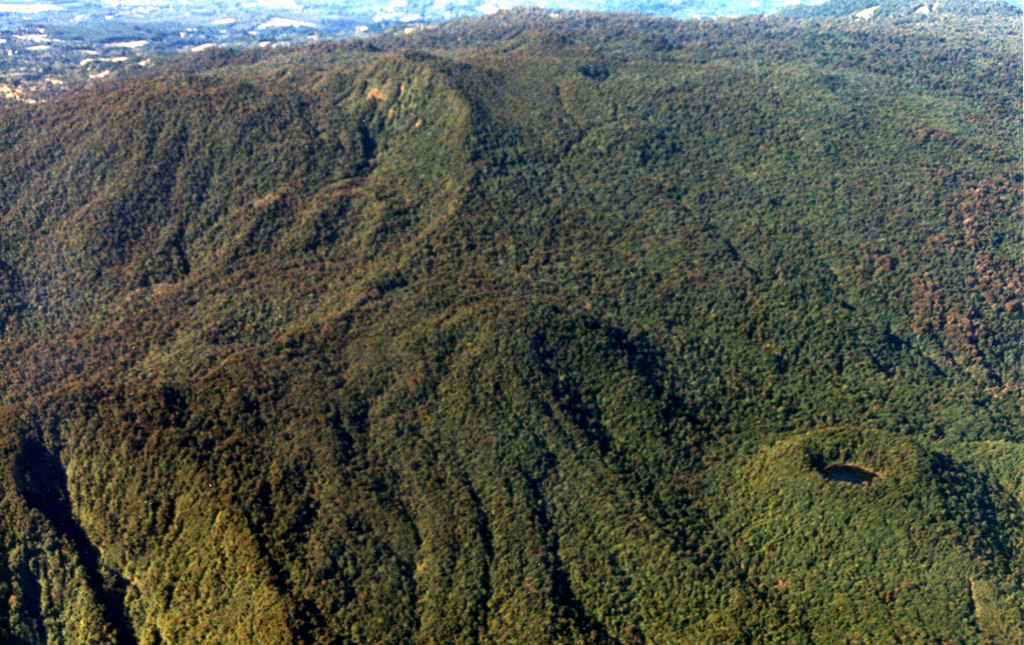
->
[0, 4, 1021, 643]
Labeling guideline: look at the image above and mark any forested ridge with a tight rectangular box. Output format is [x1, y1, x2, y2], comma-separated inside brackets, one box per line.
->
[0, 4, 1021, 643]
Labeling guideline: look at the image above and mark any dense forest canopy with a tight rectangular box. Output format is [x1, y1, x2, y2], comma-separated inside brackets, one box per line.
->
[0, 4, 1021, 643]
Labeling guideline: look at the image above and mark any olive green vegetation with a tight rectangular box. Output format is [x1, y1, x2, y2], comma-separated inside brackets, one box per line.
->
[0, 5, 1021, 643]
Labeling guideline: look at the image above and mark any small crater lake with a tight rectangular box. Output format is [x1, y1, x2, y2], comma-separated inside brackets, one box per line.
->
[820, 464, 879, 484]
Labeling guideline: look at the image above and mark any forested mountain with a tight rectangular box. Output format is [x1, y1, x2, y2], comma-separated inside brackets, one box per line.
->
[0, 6, 1020, 643]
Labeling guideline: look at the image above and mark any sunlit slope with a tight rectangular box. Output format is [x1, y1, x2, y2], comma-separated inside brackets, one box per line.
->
[0, 9, 1021, 644]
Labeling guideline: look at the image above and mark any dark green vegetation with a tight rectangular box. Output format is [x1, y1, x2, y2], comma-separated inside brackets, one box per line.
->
[0, 5, 1021, 643]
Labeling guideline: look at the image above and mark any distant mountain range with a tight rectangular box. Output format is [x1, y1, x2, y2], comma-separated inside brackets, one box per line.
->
[1, 0, 1020, 32]
[1, 0, 1018, 106]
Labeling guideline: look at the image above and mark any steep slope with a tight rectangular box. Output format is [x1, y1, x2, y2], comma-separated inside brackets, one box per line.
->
[0, 8, 1021, 644]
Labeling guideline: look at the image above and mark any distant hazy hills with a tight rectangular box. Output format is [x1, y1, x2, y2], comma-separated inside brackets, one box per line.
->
[0, 6, 1021, 644]
[781, 0, 1023, 18]
[1, 0, 1020, 28]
